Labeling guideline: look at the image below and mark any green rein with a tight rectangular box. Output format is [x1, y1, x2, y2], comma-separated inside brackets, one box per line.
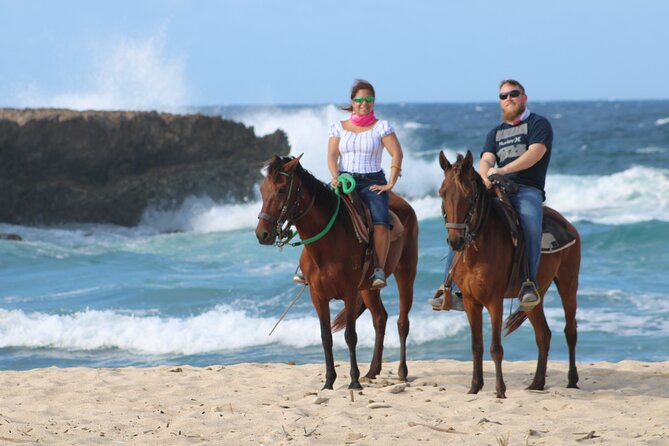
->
[288, 173, 355, 247]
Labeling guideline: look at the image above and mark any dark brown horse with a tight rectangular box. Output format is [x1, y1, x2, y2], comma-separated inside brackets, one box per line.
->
[256, 155, 418, 389]
[438, 150, 579, 398]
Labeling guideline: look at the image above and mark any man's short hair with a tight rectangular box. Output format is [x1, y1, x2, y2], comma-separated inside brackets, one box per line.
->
[499, 79, 525, 94]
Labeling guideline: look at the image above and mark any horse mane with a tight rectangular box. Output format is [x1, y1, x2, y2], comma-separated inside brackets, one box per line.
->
[265, 155, 345, 223]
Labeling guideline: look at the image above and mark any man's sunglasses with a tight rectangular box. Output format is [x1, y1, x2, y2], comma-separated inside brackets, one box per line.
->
[499, 90, 523, 100]
[353, 96, 375, 103]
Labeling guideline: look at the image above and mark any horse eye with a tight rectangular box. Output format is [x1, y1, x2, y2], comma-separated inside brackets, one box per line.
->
[277, 187, 287, 194]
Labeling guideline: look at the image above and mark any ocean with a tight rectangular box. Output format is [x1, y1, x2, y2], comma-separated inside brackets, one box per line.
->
[1, 100, 668, 371]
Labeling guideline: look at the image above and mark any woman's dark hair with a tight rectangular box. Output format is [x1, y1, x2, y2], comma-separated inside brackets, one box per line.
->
[340, 79, 376, 112]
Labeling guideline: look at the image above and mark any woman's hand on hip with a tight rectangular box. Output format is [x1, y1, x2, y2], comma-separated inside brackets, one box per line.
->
[370, 183, 393, 194]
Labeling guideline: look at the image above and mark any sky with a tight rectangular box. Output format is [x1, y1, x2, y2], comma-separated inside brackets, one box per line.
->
[1, 0, 668, 109]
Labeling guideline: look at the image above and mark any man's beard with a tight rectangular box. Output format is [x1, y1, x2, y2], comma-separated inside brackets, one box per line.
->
[502, 102, 526, 123]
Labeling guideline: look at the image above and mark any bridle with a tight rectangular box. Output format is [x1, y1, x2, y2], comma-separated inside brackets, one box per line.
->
[258, 170, 316, 247]
[441, 173, 491, 250]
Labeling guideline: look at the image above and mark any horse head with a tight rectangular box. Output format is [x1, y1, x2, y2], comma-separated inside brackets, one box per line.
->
[438, 150, 483, 251]
[256, 154, 303, 245]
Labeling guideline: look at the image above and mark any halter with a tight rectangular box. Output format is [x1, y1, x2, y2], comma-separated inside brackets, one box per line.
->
[258, 169, 355, 248]
[441, 174, 491, 250]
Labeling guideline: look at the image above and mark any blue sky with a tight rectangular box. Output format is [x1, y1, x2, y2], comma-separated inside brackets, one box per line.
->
[1, 0, 668, 109]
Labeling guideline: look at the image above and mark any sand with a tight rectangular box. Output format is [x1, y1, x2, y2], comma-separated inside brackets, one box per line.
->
[1, 359, 668, 445]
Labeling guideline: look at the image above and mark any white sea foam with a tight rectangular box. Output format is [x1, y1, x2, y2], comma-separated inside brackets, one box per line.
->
[635, 146, 667, 154]
[0, 307, 468, 355]
[2, 293, 666, 354]
[226, 104, 448, 199]
[546, 166, 669, 224]
[402, 121, 429, 129]
[5, 164, 665, 242]
[15, 31, 188, 112]
[655, 117, 669, 126]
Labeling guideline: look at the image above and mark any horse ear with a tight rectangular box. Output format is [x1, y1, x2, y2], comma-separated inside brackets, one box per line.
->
[463, 150, 474, 169]
[438, 151, 451, 171]
[283, 154, 302, 172]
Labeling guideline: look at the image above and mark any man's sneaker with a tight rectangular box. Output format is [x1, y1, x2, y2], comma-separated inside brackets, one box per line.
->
[292, 270, 306, 285]
[370, 268, 387, 290]
[518, 280, 541, 311]
[428, 284, 464, 311]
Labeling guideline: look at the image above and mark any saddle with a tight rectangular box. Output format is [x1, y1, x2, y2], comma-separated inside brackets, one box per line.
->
[340, 191, 404, 244]
[340, 191, 404, 289]
[489, 174, 576, 296]
[488, 175, 576, 254]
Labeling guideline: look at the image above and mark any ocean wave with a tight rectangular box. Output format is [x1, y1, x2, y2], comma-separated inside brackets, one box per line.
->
[655, 117, 669, 126]
[2, 165, 666, 243]
[2, 290, 667, 355]
[546, 166, 669, 224]
[0, 307, 469, 355]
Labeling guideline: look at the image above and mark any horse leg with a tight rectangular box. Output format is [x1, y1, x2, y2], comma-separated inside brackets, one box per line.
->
[488, 301, 507, 398]
[465, 301, 484, 394]
[525, 301, 552, 391]
[393, 261, 415, 382]
[344, 291, 362, 389]
[360, 289, 387, 380]
[555, 274, 579, 388]
[311, 293, 336, 389]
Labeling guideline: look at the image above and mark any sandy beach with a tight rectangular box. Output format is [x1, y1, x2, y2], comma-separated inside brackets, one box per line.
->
[0, 360, 667, 445]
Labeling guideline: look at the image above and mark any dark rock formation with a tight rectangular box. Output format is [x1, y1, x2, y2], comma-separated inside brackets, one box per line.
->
[0, 108, 290, 226]
[0, 233, 22, 241]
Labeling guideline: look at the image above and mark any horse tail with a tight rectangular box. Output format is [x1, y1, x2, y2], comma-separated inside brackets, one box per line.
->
[504, 309, 528, 336]
[331, 295, 367, 332]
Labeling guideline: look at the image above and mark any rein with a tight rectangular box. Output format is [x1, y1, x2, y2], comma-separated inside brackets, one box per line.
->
[259, 171, 356, 248]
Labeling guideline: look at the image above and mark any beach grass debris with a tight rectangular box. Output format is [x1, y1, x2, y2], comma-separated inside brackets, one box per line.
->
[407, 421, 460, 434]
[478, 418, 503, 425]
[575, 431, 600, 441]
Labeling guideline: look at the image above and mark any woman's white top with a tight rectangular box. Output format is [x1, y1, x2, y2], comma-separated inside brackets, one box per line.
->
[328, 119, 395, 174]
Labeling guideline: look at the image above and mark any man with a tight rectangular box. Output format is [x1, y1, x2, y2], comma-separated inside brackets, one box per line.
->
[430, 79, 552, 311]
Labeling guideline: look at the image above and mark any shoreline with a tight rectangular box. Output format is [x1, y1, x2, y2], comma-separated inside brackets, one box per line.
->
[1, 359, 667, 445]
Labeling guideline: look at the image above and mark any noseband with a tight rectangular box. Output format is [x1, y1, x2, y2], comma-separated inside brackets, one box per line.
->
[442, 174, 491, 249]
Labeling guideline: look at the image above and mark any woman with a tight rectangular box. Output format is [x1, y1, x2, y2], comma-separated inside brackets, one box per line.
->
[296, 79, 403, 289]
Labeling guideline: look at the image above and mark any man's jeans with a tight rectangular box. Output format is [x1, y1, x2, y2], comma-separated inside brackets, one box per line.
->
[443, 184, 544, 288]
[508, 184, 544, 284]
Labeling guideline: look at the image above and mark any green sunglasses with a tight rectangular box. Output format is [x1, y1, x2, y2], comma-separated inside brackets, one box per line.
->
[353, 96, 375, 103]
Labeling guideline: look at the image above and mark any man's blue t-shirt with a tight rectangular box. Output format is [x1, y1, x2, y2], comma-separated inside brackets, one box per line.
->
[481, 112, 553, 200]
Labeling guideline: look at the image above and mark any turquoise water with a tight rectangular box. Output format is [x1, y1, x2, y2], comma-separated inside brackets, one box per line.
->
[1, 101, 668, 370]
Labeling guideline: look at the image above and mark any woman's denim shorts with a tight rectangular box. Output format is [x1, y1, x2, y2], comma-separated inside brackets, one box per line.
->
[341, 170, 390, 227]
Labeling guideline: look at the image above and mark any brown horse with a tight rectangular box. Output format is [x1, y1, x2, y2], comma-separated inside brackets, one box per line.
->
[256, 155, 418, 389]
[438, 150, 579, 398]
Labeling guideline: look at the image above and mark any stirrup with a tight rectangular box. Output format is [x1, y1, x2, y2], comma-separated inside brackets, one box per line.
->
[292, 269, 306, 285]
[518, 280, 540, 311]
[369, 268, 387, 290]
[429, 285, 464, 311]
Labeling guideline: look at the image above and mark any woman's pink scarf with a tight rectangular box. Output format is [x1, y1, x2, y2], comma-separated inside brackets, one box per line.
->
[351, 111, 376, 127]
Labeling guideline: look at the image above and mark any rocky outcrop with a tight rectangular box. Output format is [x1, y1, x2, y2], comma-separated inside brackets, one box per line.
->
[0, 108, 290, 226]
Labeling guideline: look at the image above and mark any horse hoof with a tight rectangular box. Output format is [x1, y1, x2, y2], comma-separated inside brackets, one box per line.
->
[348, 382, 363, 390]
